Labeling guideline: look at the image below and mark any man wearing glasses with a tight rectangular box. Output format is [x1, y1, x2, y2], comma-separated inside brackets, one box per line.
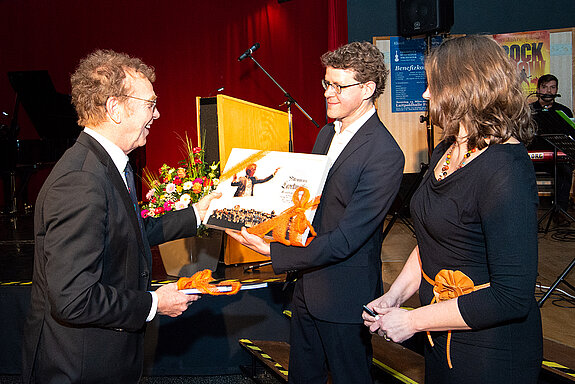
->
[228, 41, 404, 383]
[22, 50, 219, 384]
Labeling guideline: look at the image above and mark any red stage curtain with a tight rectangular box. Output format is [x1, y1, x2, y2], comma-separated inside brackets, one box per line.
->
[328, 0, 349, 51]
[0, 0, 348, 205]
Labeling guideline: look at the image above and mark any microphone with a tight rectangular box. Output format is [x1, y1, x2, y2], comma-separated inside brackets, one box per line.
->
[208, 87, 224, 97]
[537, 93, 561, 98]
[238, 43, 260, 61]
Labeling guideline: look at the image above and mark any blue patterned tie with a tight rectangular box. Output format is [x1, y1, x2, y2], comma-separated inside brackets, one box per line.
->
[124, 162, 146, 241]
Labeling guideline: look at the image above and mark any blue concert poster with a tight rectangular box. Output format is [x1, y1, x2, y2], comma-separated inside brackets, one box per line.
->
[390, 36, 441, 113]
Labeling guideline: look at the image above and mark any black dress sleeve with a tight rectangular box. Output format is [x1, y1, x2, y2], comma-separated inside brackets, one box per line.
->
[457, 149, 539, 329]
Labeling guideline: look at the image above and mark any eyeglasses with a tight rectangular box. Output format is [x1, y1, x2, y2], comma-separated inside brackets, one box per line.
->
[121, 94, 157, 111]
[321, 79, 363, 94]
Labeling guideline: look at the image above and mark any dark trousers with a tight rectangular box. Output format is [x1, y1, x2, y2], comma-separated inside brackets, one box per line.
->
[288, 283, 373, 384]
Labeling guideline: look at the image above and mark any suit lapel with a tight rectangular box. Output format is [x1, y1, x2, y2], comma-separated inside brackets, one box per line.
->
[325, 114, 377, 183]
[76, 133, 152, 268]
[313, 124, 335, 155]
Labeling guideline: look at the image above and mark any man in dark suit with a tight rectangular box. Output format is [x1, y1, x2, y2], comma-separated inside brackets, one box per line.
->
[228, 42, 404, 383]
[22, 50, 219, 384]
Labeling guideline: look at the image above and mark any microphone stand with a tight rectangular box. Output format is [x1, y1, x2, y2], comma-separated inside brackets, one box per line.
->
[239, 51, 319, 277]
[422, 35, 434, 162]
[244, 53, 320, 152]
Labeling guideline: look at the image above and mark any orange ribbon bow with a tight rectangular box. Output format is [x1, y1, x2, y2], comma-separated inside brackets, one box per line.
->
[246, 186, 320, 247]
[177, 269, 242, 295]
[419, 252, 489, 369]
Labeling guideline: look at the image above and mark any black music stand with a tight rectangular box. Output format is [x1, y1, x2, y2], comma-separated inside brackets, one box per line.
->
[534, 111, 575, 306]
[382, 163, 428, 240]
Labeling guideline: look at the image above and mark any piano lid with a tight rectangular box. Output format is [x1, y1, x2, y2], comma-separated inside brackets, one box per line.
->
[8, 70, 81, 140]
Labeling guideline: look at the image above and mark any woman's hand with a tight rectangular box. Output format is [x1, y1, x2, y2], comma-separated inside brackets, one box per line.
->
[363, 293, 404, 341]
[369, 307, 416, 343]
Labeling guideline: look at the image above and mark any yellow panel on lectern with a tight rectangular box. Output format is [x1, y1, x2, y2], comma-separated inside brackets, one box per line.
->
[196, 94, 289, 265]
[216, 95, 289, 168]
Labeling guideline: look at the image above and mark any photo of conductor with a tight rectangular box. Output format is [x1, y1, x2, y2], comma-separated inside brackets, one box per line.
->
[231, 163, 279, 197]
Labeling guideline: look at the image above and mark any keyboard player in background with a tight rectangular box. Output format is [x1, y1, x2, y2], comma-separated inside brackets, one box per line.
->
[530, 74, 574, 226]
[531, 74, 573, 118]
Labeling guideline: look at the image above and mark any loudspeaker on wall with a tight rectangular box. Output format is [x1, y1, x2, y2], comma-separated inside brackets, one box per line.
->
[398, 0, 454, 37]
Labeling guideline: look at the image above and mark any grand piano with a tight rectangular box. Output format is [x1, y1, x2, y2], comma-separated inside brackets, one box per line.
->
[1, 70, 81, 214]
[1, 70, 147, 215]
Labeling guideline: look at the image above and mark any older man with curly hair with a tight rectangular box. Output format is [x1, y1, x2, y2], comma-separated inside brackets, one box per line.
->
[22, 49, 219, 384]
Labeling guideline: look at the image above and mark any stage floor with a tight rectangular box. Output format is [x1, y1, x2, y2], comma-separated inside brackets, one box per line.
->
[1, 208, 574, 381]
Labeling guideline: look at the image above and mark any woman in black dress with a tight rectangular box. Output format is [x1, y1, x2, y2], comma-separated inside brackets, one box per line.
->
[363, 35, 542, 383]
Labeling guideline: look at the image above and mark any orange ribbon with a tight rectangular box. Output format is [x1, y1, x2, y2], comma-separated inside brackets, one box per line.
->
[177, 269, 242, 295]
[419, 251, 489, 369]
[246, 186, 320, 247]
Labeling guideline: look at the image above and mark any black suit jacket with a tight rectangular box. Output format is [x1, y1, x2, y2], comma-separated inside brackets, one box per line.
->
[271, 113, 404, 323]
[22, 132, 198, 384]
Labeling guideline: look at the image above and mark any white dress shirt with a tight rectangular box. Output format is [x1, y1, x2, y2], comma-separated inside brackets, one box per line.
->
[326, 107, 376, 169]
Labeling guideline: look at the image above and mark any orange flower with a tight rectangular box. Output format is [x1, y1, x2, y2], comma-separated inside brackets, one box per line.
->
[418, 257, 490, 369]
[192, 182, 202, 194]
[432, 270, 476, 302]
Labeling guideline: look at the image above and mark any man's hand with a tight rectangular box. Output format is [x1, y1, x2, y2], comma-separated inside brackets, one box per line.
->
[225, 227, 271, 256]
[155, 282, 200, 317]
[194, 191, 222, 222]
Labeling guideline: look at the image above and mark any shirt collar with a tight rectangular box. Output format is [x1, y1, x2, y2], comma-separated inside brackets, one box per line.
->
[83, 127, 129, 178]
[333, 107, 376, 136]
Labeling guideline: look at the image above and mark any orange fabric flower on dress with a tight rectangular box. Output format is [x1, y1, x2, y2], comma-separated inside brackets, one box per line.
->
[420, 265, 490, 369]
[432, 269, 478, 303]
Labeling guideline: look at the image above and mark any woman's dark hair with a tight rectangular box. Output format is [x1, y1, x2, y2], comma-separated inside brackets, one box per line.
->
[425, 35, 535, 148]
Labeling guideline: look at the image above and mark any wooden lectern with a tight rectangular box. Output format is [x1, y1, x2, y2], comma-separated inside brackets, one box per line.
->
[196, 95, 290, 265]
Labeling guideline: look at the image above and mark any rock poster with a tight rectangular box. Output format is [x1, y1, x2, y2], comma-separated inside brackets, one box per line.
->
[493, 30, 550, 96]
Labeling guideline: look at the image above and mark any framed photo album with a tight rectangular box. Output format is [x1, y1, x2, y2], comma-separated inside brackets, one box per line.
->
[203, 148, 330, 245]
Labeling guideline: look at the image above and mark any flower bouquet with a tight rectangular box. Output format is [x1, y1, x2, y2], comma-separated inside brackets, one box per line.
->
[141, 133, 219, 236]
